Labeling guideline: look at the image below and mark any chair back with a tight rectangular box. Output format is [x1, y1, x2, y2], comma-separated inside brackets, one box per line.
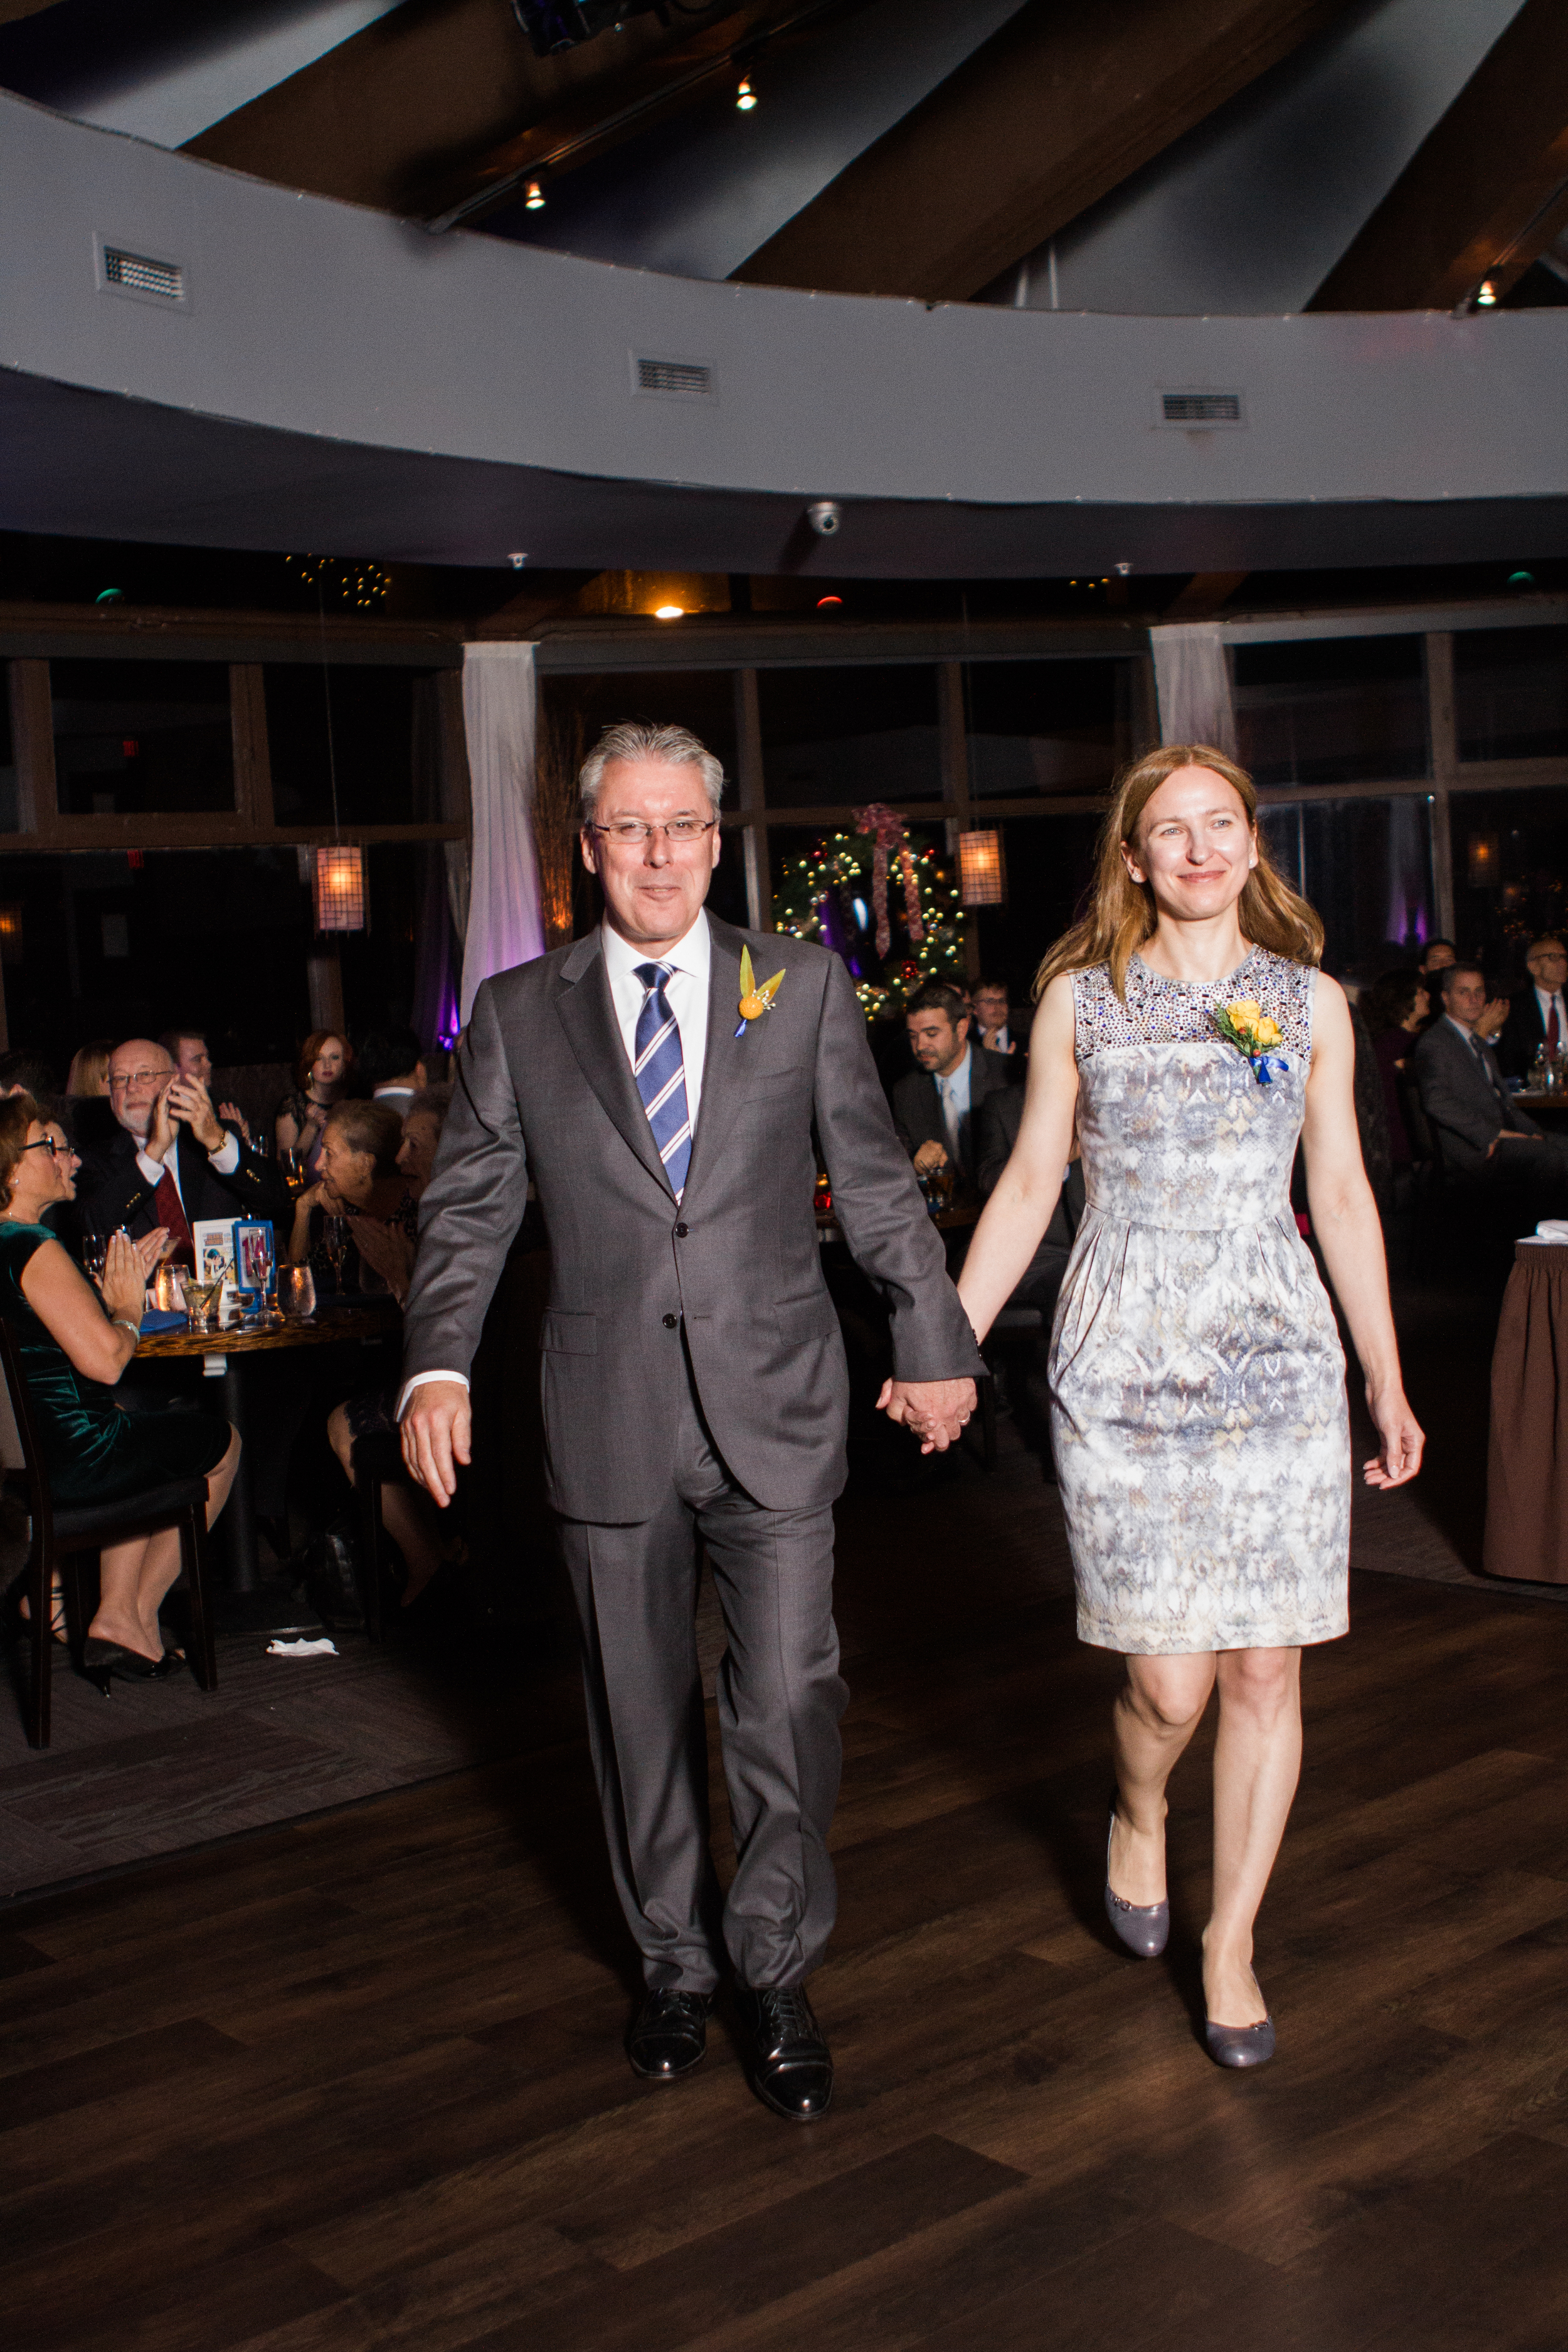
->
[0, 1315, 54, 1558]
[1397, 1077, 1436, 1166]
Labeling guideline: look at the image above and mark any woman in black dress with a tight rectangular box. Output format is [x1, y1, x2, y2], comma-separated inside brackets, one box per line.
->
[0, 1093, 239, 1683]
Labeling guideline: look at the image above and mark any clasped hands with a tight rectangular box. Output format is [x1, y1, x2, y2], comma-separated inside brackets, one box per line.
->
[876, 1375, 977, 1454]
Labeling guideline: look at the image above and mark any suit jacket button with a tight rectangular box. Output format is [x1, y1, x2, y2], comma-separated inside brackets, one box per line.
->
[674, 1223, 689, 1237]
[662, 1313, 678, 1328]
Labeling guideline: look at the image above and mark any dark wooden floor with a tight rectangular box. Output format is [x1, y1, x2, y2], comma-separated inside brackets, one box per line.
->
[4, 1494, 1568, 2350]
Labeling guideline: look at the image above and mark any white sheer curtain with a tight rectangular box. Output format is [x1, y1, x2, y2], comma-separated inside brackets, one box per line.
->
[1149, 623, 1237, 755]
[458, 642, 545, 1025]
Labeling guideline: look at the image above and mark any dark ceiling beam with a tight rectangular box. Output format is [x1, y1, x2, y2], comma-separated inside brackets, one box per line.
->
[728, 0, 1359, 300]
[184, 0, 760, 218]
[1309, 0, 1568, 311]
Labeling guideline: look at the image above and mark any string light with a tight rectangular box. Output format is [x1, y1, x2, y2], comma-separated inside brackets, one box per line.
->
[286, 554, 391, 612]
[736, 77, 756, 110]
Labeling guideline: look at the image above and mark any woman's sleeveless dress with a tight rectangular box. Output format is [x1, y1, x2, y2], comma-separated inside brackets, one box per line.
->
[1049, 948, 1350, 1656]
[0, 1222, 229, 1505]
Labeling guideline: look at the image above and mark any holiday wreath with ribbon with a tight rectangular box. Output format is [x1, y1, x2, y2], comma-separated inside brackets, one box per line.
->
[771, 808, 963, 1017]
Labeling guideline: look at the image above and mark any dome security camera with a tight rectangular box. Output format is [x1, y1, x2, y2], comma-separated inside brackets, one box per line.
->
[806, 501, 842, 538]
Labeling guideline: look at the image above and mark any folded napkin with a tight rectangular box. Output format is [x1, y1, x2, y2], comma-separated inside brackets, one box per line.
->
[1520, 1221, 1568, 1246]
[266, 1636, 339, 1658]
[139, 1308, 189, 1333]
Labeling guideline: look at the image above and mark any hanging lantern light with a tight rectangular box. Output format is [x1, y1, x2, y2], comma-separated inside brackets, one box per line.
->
[312, 845, 367, 932]
[958, 829, 1006, 907]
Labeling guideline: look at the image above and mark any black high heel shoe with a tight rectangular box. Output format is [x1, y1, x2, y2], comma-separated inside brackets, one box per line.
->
[80, 1637, 181, 1695]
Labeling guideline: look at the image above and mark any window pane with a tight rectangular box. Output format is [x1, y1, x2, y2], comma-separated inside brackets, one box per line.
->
[967, 659, 1136, 799]
[51, 659, 233, 816]
[758, 666, 941, 808]
[1234, 637, 1428, 787]
[0, 671, 14, 832]
[967, 813, 1105, 1003]
[1454, 627, 1568, 762]
[1450, 788, 1568, 978]
[264, 664, 432, 825]
[1286, 796, 1436, 974]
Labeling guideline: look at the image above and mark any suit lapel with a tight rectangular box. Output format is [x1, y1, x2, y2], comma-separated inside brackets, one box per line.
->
[679, 919, 748, 1202]
[553, 931, 675, 1200]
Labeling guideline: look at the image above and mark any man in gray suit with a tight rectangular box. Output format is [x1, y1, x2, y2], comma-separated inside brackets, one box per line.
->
[400, 722, 981, 2121]
[1414, 961, 1568, 1222]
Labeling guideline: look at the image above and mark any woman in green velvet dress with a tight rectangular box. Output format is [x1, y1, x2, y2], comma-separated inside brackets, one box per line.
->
[0, 1093, 239, 1683]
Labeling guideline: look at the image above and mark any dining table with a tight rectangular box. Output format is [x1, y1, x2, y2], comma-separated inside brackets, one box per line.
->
[1512, 1092, 1568, 1131]
[135, 1300, 401, 1600]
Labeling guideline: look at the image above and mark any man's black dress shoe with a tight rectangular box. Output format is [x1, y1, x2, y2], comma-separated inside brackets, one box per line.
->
[734, 1984, 833, 2121]
[627, 1988, 714, 2080]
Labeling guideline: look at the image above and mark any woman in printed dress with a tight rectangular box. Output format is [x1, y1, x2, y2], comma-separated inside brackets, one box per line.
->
[958, 744, 1422, 2067]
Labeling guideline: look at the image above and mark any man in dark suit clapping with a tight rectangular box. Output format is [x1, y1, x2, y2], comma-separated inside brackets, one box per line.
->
[892, 983, 1016, 1194]
[76, 1037, 285, 1258]
[400, 723, 982, 2121]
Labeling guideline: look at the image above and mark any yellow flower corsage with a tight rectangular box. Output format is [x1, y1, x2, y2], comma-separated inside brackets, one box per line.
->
[1211, 997, 1286, 1086]
[735, 944, 786, 1036]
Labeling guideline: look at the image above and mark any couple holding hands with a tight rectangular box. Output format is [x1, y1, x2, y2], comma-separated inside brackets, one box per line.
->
[400, 723, 1421, 2120]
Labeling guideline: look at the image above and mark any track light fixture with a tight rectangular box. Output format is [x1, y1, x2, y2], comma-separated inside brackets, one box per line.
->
[736, 77, 756, 110]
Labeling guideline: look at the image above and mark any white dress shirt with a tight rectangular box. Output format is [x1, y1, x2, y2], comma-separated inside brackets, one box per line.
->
[601, 909, 712, 1129]
[400, 913, 714, 1414]
[1535, 985, 1567, 1051]
[135, 1128, 240, 1202]
[935, 1046, 972, 1158]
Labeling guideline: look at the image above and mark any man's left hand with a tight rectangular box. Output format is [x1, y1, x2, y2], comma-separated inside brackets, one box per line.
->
[166, 1076, 225, 1153]
[876, 1375, 977, 1453]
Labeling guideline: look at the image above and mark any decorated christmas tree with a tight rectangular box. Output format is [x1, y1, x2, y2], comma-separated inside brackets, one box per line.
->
[771, 805, 964, 1018]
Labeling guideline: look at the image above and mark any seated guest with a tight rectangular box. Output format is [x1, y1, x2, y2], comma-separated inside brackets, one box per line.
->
[0, 1051, 58, 1100]
[1414, 963, 1568, 1214]
[76, 1038, 285, 1264]
[66, 1039, 113, 1098]
[1364, 969, 1431, 1165]
[892, 982, 1015, 1192]
[275, 1031, 351, 1180]
[159, 1024, 252, 1143]
[288, 1099, 414, 1292]
[324, 1088, 452, 1609]
[1498, 936, 1568, 1080]
[1418, 938, 1456, 981]
[358, 1027, 427, 1118]
[970, 975, 1030, 1059]
[0, 1093, 238, 1681]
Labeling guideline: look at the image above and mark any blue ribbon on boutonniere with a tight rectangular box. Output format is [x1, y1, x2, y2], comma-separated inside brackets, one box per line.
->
[1210, 999, 1288, 1089]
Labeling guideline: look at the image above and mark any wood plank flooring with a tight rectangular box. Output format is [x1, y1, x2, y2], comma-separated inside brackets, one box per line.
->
[4, 1513, 1568, 2350]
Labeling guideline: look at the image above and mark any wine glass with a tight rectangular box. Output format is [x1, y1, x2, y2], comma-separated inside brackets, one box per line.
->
[322, 1215, 349, 1295]
[278, 1147, 307, 1194]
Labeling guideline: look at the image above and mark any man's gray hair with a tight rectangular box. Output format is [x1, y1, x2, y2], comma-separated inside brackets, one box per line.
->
[577, 722, 725, 827]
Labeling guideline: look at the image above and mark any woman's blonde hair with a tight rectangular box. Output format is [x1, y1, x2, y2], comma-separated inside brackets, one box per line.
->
[1032, 742, 1323, 1002]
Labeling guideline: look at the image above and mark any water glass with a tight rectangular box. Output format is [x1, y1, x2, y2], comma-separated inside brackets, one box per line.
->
[322, 1214, 349, 1294]
[277, 1264, 316, 1322]
[184, 1276, 223, 1334]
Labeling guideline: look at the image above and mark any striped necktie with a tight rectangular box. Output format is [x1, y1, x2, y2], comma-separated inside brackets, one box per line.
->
[632, 961, 692, 1197]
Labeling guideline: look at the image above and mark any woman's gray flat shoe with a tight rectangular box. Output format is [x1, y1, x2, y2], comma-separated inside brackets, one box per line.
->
[1104, 1803, 1169, 1958]
[1204, 2015, 1275, 2069]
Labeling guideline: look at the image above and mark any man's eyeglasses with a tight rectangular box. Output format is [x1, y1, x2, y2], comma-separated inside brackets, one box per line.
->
[590, 819, 716, 846]
[109, 1069, 167, 1091]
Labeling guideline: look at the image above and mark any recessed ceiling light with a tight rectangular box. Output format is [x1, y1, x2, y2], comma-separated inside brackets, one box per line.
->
[1476, 278, 1497, 305]
[654, 604, 684, 619]
[736, 78, 756, 110]
[525, 181, 546, 210]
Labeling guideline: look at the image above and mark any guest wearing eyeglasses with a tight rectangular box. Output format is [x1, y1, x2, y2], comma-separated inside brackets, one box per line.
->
[0, 1093, 238, 1682]
[1498, 937, 1568, 1081]
[73, 1037, 283, 1266]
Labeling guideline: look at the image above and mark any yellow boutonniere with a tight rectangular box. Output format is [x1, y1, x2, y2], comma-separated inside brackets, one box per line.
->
[1211, 997, 1286, 1086]
[736, 944, 787, 1036]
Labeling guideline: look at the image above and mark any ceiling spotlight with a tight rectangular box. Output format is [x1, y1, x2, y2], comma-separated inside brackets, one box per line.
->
[736, 77, 756, 110]
[654, 603, 684, 620]
[1476, 279, 1497, 306]
[509, 553, 527, 569]
[525, 181, 546, 210]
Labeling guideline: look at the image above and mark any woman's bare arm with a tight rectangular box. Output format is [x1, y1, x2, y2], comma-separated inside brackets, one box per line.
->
[956, 975, 1080, 1344]
[20, 1236, 139, 1385]
[1301, 976, 1422, 1488]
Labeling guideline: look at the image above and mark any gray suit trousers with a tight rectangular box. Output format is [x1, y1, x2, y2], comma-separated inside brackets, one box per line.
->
[557, 1349, 846, 1995]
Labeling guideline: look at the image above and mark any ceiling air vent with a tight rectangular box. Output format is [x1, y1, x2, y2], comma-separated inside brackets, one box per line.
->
[1160, 390, 1243, 426]
[633, 355, 715, 401]
[102, 246, 184, 302]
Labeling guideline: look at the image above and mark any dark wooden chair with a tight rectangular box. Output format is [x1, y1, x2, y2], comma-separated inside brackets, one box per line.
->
[0, 1316, 217, 1749]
